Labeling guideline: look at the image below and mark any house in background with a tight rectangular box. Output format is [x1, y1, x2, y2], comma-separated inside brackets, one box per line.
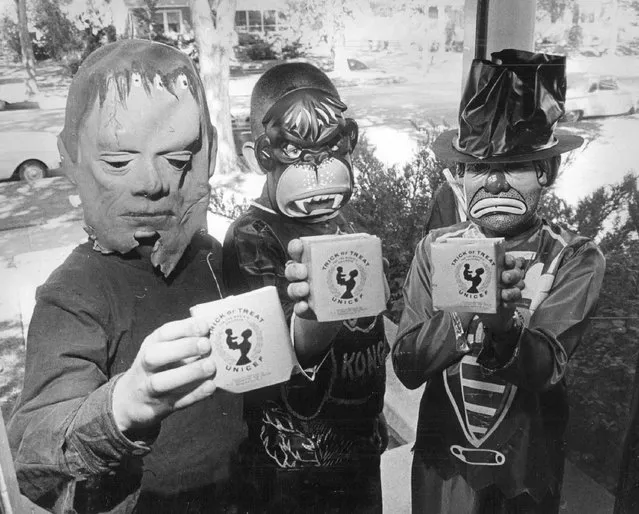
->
[123, 0, 191, 38]
[120, 0, 465, 56]
[235, 0, 288, 34]
[122, 0, 287, 38]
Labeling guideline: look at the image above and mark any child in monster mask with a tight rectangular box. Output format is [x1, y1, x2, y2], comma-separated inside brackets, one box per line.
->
[391, 49, 606, 514]
[7, 40, 247, 514]
[222, 63, 388, 513]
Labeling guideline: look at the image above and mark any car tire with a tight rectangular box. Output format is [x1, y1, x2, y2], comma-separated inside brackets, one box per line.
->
[562, 110, 583, 123]
[17, 160, 48, 183]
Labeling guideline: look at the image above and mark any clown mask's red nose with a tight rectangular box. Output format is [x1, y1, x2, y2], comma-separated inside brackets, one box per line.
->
[484, 170, 511, 194]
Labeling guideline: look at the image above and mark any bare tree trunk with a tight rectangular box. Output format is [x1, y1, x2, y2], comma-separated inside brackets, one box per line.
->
[329, 0, 349, 75]
[190, 0, 238, 175]
[332, 28, 349, 75]
[16, 0, 39, 98]
[607, 0, 618, 55]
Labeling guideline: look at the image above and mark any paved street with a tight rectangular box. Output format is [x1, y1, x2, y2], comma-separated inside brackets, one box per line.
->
[2, 53, 638, 206]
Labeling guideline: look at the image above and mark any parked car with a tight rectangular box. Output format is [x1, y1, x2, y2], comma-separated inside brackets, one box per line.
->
[0, 131, 60, 182]
[562, 76, 636, 122]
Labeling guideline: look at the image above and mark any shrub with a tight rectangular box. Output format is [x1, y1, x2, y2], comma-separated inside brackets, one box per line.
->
[350, 132, 448, 321]
[0, 14, 21, 61]
[567, 24, 584, 53]
[280, 37, 307, 59]
[209, 188, 250, 222]
[536, 173, 639, 492]
[244, 38, 278, 61]
[264, 31, 308, 59]
[32, 0, 83, 61]
[235, 32, 308, 62]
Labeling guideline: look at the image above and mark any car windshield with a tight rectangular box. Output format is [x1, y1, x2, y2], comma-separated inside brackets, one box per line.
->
[567, 76, 620, 94]
[567, 80, 592, 94]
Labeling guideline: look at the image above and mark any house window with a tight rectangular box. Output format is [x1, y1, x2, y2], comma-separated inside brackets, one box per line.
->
[235, 9, 286, 32]
[248, 10, 262, 31]
[235, 10, 248, 31]
[263, 10, 277, 32]
[278, 11, 287, 30]
[166, 11, 181, 33]
[152, 9, 183, 34]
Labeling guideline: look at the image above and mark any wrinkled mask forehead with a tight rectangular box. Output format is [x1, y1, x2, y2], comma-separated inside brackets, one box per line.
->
[81, 73, 202, 162]
[263, 88, 347, 148]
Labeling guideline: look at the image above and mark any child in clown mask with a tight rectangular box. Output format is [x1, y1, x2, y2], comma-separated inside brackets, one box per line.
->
[391, 49, 606, 514]
[222, 62, 388, 513]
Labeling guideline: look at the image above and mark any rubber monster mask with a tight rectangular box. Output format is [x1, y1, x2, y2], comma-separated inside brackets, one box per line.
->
[254, 86, 358, 222]
[58, 40, 216, 277]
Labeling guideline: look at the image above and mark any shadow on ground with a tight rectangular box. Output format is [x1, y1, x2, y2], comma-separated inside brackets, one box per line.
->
[0, 177, 82, 232]
[0, 319, 25, 423]
[1, 101, 40, 111]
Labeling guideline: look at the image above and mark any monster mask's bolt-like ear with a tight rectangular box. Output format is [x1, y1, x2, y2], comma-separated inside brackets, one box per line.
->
[345, 118, 359, 150]
[57, 135, 78, 185]
[255, 135, 277, 173]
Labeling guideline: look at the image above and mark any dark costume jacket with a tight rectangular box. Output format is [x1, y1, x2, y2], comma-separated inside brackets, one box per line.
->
[393, 219, 605, 502]
[8, 234, 246, 514]
[222, 201, 388, 507]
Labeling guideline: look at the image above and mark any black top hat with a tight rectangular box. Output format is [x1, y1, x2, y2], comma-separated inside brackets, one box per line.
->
[432, 49, 583, 163]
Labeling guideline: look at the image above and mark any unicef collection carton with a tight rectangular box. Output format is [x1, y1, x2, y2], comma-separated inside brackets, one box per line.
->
[190, 286, 297, 393]
[431, 238, 505, 314]
[300, 233, 386, 322]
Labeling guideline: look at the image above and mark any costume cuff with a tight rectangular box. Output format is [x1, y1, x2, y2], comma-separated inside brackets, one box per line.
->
[290, 311, 332, 381]
[450, 312, 469, 352]
[64, 374, 158, 476]
[478, 313, 524, 373]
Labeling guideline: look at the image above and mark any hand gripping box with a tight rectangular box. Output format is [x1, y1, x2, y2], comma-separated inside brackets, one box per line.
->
[190, 286, 298, 393]
[431, 237, 505, 314]
[300, 233, 386, 322]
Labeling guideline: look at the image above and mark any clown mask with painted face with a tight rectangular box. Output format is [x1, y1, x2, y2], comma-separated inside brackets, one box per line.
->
[251, 86, 358, 222]
[463, 159, 557, 237]
[58, 40, 216, 276]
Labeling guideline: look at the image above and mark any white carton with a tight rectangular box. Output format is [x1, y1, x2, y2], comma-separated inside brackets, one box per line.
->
[190, 286, 297, 393]
[300, 233, 386, 322]
[431, 238, 505, 314]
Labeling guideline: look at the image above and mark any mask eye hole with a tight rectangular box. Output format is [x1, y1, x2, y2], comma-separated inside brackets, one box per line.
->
[166, 158, 191, 171]
[105, 161, 129, 170]
[282, 143, 301, 159]
[164, 151, 193, 172]
[100, 153, 134, 173]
